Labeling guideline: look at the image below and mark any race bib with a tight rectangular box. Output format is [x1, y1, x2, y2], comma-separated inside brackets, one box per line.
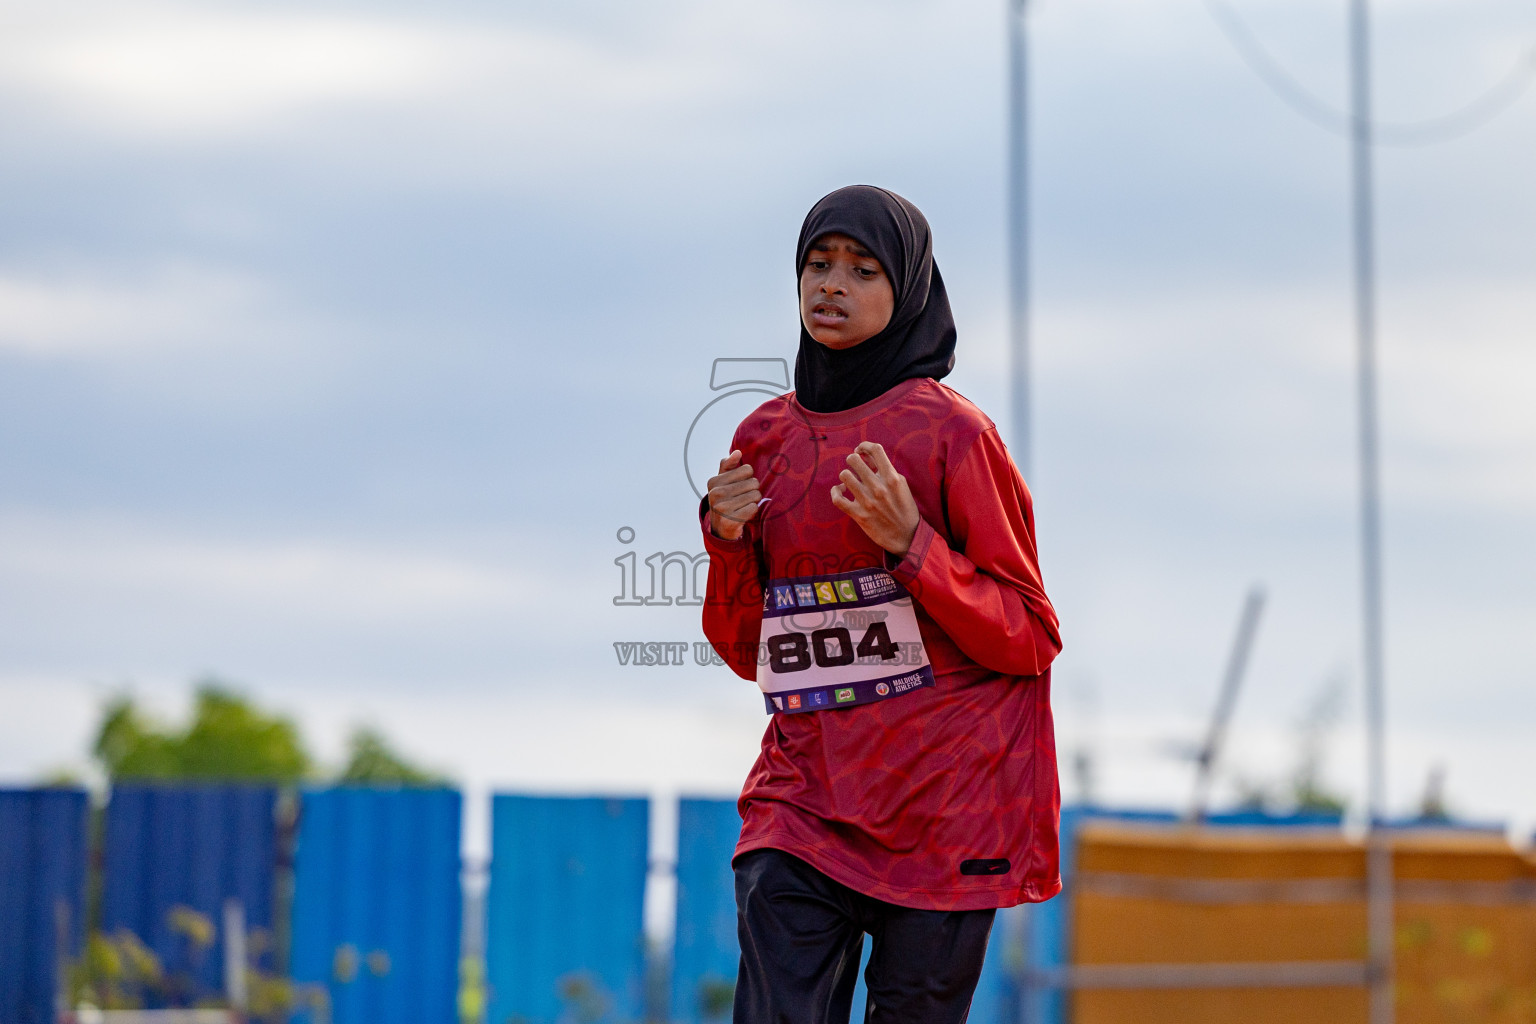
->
[757, 566, 935, 714]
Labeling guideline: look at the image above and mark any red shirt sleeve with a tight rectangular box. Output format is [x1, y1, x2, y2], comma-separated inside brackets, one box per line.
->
[887, 427, 1062, 677]
[700, 501, 764, 681]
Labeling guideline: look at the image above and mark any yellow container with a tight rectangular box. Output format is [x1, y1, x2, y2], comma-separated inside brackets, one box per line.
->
[1070, 823, 1536, 1024]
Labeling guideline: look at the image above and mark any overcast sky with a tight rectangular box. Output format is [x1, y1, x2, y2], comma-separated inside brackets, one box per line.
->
[2, 0, 1533, 857]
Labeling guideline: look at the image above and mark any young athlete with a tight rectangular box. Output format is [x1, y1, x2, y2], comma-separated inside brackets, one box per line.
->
[700, 185, 1063, 1024]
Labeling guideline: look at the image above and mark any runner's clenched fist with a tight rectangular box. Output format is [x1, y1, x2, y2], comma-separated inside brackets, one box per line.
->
[707, 450, 761, 541]
[831, 441, 920, 557]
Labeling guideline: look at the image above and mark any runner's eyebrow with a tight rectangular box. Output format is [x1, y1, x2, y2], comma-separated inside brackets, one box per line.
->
[807, 242, 880, 262]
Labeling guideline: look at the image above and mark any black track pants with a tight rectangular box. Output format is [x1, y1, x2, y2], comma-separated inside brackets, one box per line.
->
[732, 848, 996, 1024]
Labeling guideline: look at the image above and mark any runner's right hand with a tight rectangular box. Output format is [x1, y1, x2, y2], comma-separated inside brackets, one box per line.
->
[707, 450, 761, 541]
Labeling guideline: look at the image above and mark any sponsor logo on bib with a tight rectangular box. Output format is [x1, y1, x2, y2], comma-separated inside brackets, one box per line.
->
[875, 682, 890, 696]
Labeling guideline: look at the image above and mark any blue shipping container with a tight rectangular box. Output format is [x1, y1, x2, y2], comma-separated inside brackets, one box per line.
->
[101, 785, 276, 1001]
[969, 905, 1024, 1024]
[289, 787, 462, 1024]
[0, 789, 88, 1024]
[486, 795, 649, 1024]
[670, 797, 741, 1024]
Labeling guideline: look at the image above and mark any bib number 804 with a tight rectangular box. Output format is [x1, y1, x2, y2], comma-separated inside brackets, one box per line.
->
[766, 621, 899, 674]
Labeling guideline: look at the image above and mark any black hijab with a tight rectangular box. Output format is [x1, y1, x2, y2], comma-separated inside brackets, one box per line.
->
[793, 185, 957, 413]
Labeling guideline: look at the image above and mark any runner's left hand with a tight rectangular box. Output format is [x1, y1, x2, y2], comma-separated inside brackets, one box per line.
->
[831, 442, 920, 558]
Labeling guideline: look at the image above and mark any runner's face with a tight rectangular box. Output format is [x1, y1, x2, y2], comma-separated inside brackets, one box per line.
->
[799, 233, 895, 350]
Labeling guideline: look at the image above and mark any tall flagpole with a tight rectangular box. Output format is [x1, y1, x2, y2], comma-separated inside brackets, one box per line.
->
[1008, 0, 1032, 482]
[1010, 6, 1040, 1022]
[1346, 0, 1394, 1020]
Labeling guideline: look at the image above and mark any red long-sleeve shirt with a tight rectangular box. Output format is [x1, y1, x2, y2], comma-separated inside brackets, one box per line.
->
[702, 377, 1063, 910]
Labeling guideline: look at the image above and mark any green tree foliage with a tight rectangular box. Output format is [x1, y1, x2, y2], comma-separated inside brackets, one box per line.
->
[93, 683, 311, 783]
[68, 916, 309, 1021]
[1288, 677, 1348, 814]
[1230, 675, 1350, 815]
[69, 928, 164, 1010]
[338, 726, 443, 786]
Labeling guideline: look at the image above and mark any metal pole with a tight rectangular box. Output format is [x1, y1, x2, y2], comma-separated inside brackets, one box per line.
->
[1189, 587, 1267, 822]
[1009, 8, 1035, 1021]
[1008, 0, 1032, 482]
[55, 898, 70, 1023]
[1346, 0, 1393, 1020]
[223, 898, 248, 1015]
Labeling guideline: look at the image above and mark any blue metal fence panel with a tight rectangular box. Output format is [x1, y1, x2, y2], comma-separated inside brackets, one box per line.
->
[101, 785, 276, 1001]
[288, 787, 462, 1024]
[1207, 810, 1343, 827]
[670, 797, 741, 1024]
[0, 789, 88, 1024]
[969, 905, 1023, 1024]
[848, 939, 873, 1020]
[486, 794, 649, 1024]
